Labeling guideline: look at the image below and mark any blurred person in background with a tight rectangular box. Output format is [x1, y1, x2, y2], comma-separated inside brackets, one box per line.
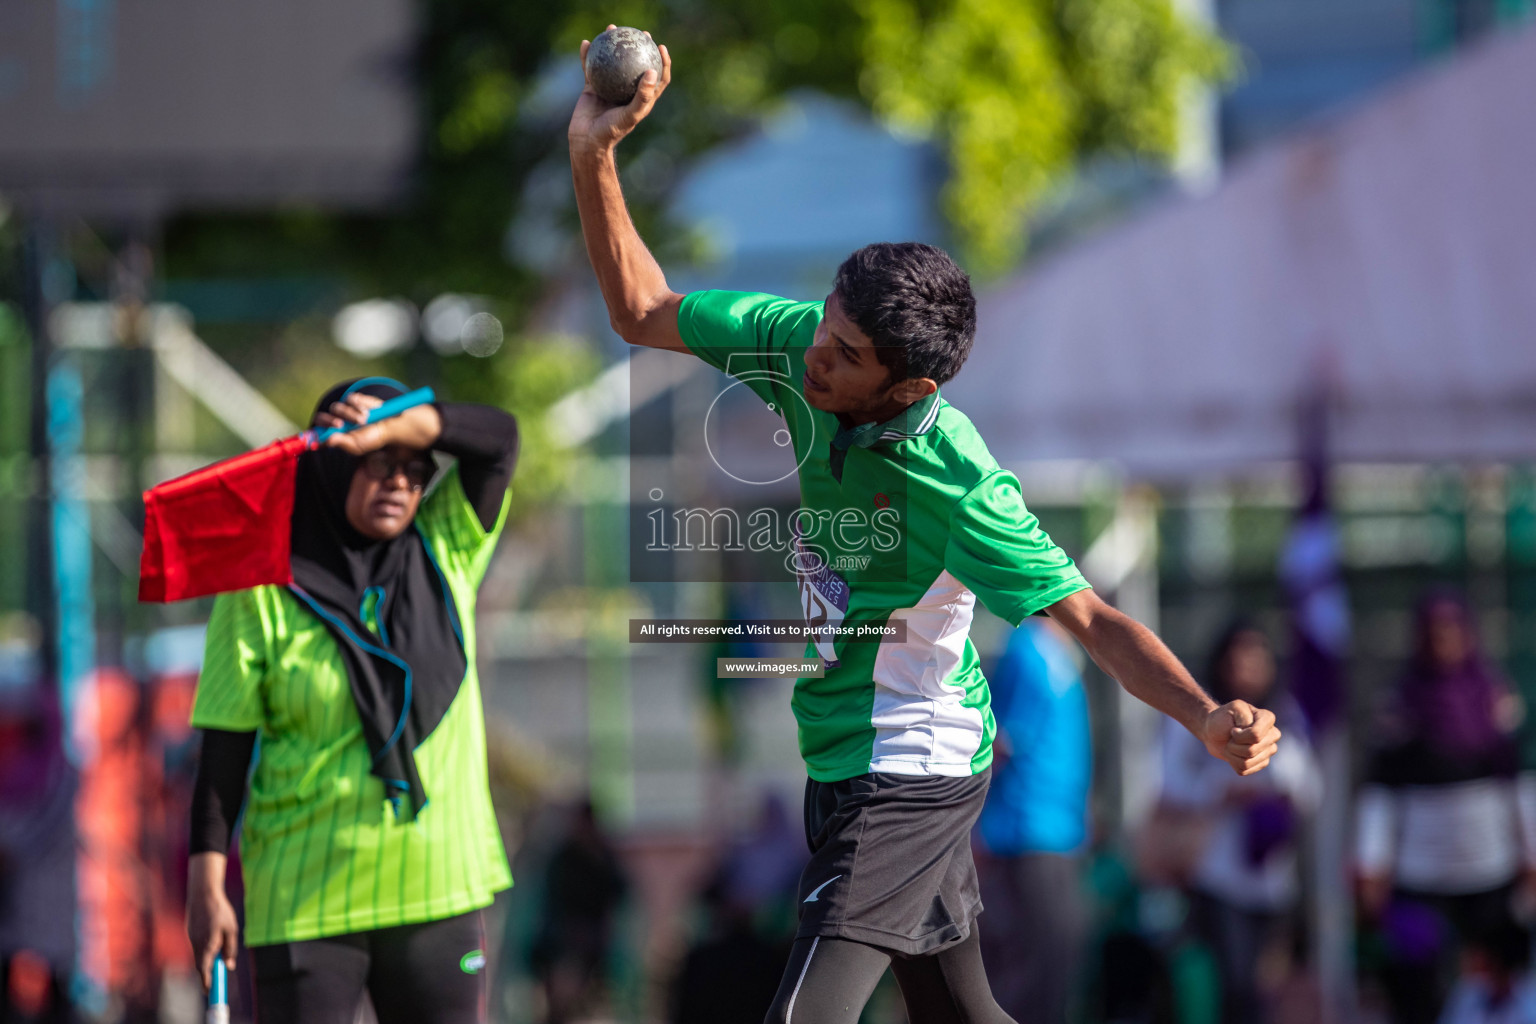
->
[672, 791, 806, 1024]
[701, 582, 776, 768]
[529, 799, 628, 1024]
[973, 618, 1092, 1024]
[1355, 591, 1536, 1024]
[713, 791, 808, 937]
[0, 680, 76, 1024]
[1436, 919, 1536, 1024]
[1155, 620, 1321, 1024]
[671, 878, 786, 1024]
[184, 380, 520, 1024]
[671, 882, 783, 1024]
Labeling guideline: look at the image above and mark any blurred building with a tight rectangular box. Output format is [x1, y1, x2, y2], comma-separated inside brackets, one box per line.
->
[669, 91, 946, 298]
[1218, 0, 1534, 155]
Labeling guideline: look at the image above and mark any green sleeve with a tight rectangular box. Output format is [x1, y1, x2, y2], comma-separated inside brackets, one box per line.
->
[191, 589, 270, 731]
[945, 471, 1091, 626]
[415, 463, 510, 589]
[677, 290, 822, 406]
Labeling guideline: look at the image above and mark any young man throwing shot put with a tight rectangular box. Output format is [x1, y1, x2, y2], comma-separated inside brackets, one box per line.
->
[568, 31, 1282, 1024]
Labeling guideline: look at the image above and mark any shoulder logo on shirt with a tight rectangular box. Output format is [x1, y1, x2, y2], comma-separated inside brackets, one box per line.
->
[459, 950, 486, 974]
[804, 874, 843, 903]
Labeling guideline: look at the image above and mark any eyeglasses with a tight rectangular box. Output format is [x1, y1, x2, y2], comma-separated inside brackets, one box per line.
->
[358, 451, 434, 491]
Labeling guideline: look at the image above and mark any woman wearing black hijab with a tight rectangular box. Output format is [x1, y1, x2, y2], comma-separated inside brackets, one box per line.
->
[1156, 620, 1321, 1024]
[1355, 592, 1535, 1024]
[184, 379, 519, 1024]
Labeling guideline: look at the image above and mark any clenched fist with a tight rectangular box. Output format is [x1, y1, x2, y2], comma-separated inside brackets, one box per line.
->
[1202, 700, 1280, 775]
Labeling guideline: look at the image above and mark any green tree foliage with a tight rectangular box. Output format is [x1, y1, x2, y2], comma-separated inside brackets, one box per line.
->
[554, 0, 1229, 270]
[169, 0, 1227, 291]
[161, 0, 1226, 508]
[858, 0, 1231, 269]
[162, 0, 1226, 503]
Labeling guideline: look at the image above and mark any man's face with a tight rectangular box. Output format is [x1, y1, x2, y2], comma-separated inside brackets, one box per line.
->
[344, 444, 431, 540]
[802, 291, 903, 418]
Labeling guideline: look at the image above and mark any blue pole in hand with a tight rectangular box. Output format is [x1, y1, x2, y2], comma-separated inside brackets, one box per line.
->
[207, 958, 229, 1024]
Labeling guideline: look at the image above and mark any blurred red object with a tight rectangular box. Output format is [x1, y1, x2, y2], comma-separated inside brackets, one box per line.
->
[5, 949, 52, 1016]
[138, 434, 310, 603]
[75, 669, 155, 1009]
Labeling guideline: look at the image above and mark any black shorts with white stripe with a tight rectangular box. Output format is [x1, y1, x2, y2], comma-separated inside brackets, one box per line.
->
[796, 768, 989, 957]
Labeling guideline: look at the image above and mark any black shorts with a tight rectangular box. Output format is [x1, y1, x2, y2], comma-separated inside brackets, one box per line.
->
[796, 768, 990, 957]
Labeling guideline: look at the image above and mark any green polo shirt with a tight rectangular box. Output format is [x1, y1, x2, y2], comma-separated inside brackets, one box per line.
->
[679, 290, 1091, 782]
[191, 465, 512, 946]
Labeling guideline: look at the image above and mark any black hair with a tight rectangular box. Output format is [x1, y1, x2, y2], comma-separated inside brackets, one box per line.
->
[1205, 617, 1274, 706]
[832, 242, 976, 386]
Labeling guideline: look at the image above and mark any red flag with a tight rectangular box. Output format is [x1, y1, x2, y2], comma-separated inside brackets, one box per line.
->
[138, 385, 435, 603]
[138, 435, 311, 603]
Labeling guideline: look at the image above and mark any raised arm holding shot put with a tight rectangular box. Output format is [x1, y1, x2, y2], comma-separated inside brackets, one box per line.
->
[568, 30, 1281, 1024]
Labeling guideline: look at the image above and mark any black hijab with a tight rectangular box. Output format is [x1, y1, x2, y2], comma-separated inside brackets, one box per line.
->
[287, 378, 466, 822]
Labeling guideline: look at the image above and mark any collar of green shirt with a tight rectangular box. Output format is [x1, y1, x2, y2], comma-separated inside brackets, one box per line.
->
[828, 389, 942, 482]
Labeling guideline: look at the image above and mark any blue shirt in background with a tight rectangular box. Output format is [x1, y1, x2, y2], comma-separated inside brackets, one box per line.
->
[977, 620, 1091, 856]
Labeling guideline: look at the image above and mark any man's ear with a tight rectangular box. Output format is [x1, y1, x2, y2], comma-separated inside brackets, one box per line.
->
[893, 377, 938, 405]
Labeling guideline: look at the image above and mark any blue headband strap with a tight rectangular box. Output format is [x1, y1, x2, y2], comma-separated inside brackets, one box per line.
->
[342, 376, 408, 400]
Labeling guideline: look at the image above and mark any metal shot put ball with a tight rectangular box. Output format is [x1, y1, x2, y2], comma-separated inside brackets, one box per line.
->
[585, 27, 663, 106]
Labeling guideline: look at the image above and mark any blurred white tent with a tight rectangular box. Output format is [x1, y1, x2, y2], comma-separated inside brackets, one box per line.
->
[950, 26, 1536, 478]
